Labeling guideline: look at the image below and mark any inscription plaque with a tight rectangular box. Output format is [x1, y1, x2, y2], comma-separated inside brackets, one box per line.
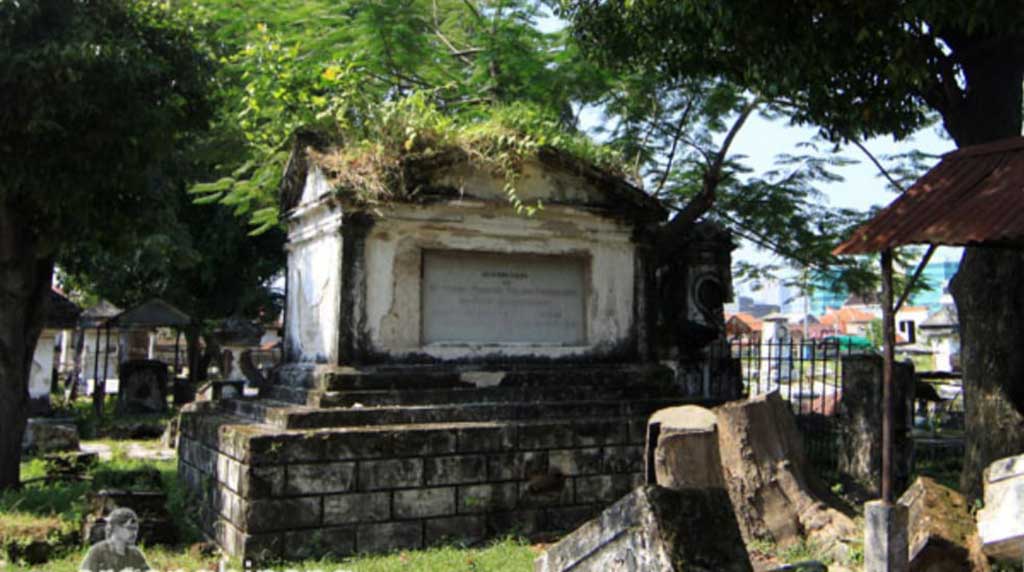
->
[422, 251, 586, 345]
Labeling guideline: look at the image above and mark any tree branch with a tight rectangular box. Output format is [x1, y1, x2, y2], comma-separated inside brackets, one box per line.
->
[851, 138, 906, 193]
[653, 97, 697, 197]
[661, 97, 761, 241]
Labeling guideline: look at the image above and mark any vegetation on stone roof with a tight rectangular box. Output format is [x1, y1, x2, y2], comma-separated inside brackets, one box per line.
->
[306, 94, 627, 213]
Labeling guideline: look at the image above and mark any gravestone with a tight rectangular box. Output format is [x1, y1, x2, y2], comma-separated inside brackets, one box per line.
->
[116, 360, 168, 414]
[837, 354, 915, 497]
[898, 476, 984, 572]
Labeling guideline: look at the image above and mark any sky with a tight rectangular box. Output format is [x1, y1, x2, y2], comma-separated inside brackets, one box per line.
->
[727, 113, 964, 281]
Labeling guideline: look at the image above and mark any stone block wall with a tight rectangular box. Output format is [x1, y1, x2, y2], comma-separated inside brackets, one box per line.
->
[178, 406, 647, 561]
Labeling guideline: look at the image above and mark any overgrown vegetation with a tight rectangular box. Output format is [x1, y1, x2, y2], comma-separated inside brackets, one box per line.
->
[195, 93, 625, 216]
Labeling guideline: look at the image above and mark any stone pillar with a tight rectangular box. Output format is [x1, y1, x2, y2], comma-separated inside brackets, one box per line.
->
[864, 500, 909, 572]
[838, 354, 915, 496]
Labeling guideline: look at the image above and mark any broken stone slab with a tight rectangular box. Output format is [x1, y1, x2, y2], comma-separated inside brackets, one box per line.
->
[647, 405, 725, 490]
[715, 393, 857, 561]
[22, 417, 79, 454]
[898, 476, 986, 572]
[534, 485, 753, 572]
[977, 452, 1024, 562]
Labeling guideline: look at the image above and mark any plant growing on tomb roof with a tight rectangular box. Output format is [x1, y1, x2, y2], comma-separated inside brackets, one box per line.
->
[296, 93, 627, 214]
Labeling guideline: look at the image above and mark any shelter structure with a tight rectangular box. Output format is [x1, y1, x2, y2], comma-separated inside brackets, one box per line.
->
[835, 136, 1024, 570]
[179, 141, 737, 561]
[83, 299, 191, 414]
[79, 300, 122, 397]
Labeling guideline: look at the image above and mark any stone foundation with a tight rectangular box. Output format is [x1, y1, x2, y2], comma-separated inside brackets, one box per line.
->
[179, 364, 714, 561]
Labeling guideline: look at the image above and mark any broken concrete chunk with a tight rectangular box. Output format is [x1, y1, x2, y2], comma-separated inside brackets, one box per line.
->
[898, 476, 983, 572]
[977, 452, 1024, 562]
[648, 405, 724, 490]
[534, 485, 753, 572]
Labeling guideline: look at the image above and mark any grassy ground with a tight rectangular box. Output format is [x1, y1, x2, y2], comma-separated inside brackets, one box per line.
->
[4, 534, 538, 572]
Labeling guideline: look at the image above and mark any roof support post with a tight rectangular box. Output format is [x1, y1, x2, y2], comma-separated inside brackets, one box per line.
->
[880, 249, 896, 504]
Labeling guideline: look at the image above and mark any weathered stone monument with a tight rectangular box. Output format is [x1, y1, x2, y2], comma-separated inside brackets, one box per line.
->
[179, 143, 735, 560]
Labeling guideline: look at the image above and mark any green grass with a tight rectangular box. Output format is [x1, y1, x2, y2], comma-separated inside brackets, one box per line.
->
[2, 534, 537, 572]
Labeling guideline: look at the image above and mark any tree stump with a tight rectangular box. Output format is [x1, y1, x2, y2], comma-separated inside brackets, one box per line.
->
[714, 393, 857, 558]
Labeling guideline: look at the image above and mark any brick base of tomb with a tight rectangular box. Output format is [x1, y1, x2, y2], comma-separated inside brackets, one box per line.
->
[178, 363, 719, 561]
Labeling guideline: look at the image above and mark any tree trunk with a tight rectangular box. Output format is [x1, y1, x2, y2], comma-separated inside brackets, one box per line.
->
[940, 49, 1024, 500]
[0, 204, 53, 490]
[950, 248, 1024, 500]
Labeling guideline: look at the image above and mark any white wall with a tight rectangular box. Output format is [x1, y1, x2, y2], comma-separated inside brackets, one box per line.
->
[29, 329, 59, 402]
[284, 199, 343, 363]
[284, 160, 653, 364]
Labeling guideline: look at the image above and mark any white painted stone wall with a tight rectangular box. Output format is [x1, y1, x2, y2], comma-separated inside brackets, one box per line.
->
[284, 160, 651, 364]
[284, 202, 343, 363]
[29, 328, 60, 403]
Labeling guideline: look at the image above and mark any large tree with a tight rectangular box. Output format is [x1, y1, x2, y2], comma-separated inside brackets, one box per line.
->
[563, 0, 1024, 498]
[0, 0, 210, 489]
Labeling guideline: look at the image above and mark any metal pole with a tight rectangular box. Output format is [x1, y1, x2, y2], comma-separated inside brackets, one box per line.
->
[881, 249, 896, 504]
[92, 326, 100, 393]
[173, 329, 181, 375]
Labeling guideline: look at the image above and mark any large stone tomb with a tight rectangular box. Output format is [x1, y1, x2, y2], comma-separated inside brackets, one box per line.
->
[180, 143, 737, 560]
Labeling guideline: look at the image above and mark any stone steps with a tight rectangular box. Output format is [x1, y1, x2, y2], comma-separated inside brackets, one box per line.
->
[219, 396, 697, 431]
[279, 363, 675, 393]
[265, 382, 681, 409]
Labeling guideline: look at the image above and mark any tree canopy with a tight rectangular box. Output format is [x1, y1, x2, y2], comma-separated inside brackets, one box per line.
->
[0, 0, 213, 489]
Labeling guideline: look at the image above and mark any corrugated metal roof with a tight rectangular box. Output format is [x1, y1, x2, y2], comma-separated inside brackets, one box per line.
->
[835, 136, 1024, 254]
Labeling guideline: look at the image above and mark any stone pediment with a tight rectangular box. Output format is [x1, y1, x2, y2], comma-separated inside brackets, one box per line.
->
[280, 137, 667, 223]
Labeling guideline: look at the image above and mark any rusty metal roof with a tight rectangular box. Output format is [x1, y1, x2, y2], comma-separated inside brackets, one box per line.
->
[835, 137, 1024, 254]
